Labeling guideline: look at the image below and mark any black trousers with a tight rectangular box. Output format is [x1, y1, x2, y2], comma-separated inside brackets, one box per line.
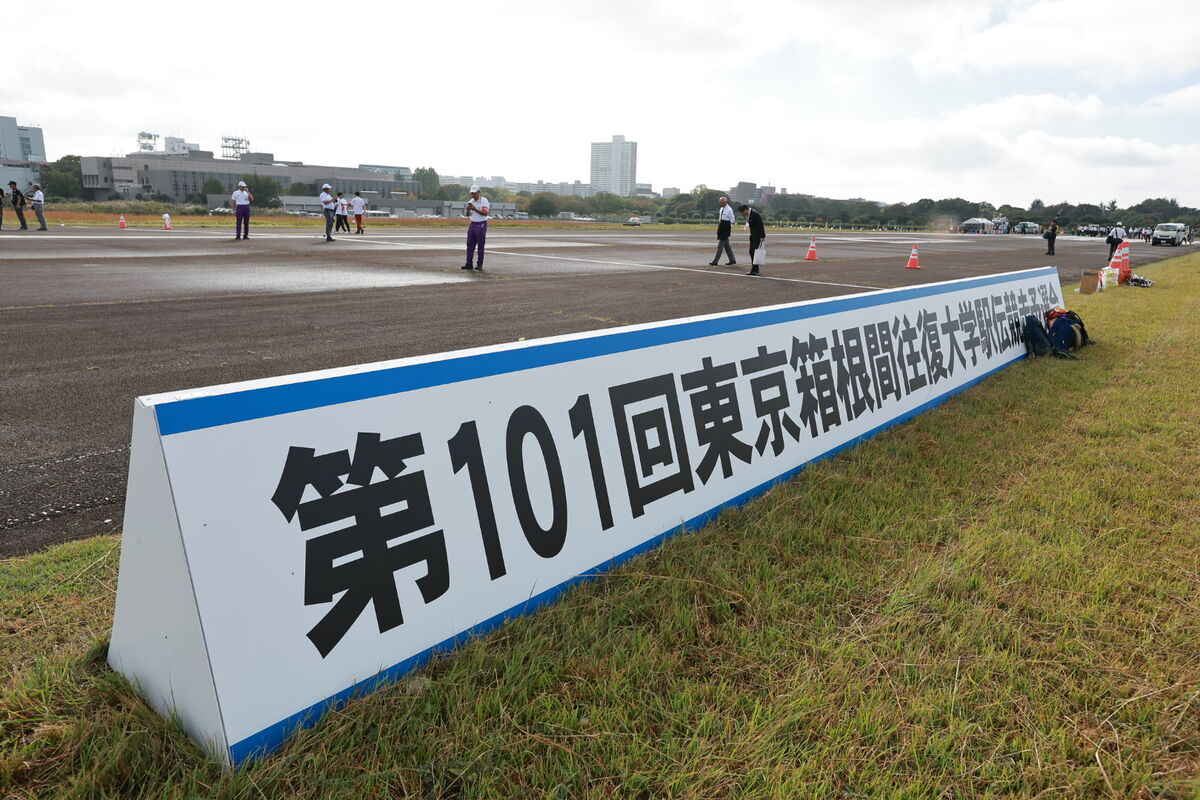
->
[749, 236, 763, 267]
[1045, 235, 1055, 255]
[1108, 238, 1122, 260]
[13, 206, 27, 229]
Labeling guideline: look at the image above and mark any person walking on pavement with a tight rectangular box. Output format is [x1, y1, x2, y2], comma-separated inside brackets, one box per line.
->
[739, 203, 765, 275]
[1107, 221, 1126, 261]
[350, 191, 366, 234]
[7, 181, 28, 230]
[708, 196, 737, 266]
[231, 181, 254, 239]
[1044, 219, 1058, 256]
[462, 184, 490, 270]
[319, 183, 336, 241]
[0, 185, 6, 230]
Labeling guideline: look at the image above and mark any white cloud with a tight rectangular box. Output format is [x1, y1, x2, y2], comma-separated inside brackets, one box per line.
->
[7, 0, 1200, 206]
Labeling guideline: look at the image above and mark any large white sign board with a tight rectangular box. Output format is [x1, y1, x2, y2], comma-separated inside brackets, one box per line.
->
[109, 267, 1062, 766]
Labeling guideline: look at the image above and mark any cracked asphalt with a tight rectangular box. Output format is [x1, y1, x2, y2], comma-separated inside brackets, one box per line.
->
[1, 224, 1183, 557]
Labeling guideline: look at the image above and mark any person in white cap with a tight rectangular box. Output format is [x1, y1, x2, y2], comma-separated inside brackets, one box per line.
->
[231, 181, 254, 240]
[462, 184, 490, 270]
[1107, 221, 1126, 262]
[319, 183, 336, 241]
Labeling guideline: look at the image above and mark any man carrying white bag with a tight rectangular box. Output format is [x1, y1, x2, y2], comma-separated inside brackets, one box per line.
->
[739, 203, 766, 276]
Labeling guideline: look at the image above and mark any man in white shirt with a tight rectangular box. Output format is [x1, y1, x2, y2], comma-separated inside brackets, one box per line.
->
[334, 192, 351, 233]
[350, 191, 367, 234]
[708, 196, 737, 266]
[231, 180, 254, 239]
[319, 183, 336, 241]
[29, 184, 48, 230]
[1107, 222, 1126, 261]
[462, 184, 490, 270]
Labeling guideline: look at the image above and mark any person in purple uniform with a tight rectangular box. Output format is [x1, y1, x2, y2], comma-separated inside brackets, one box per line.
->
[461, 184, 490, 270]
[231, 181, 254, 240]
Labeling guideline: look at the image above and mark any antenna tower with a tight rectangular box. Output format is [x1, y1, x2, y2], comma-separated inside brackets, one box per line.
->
[221, 135, 250, 159]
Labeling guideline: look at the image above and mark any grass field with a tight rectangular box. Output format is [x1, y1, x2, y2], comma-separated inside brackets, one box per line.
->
[2, 254, 1199, 798]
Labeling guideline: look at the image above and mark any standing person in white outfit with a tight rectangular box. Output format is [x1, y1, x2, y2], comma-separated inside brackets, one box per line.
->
[350, 191, 367, 234]
[319, 184, 336, 241]
[29, 185, 48, 230]
[708, 196, 737, 266]
[231, 181, 254, 239]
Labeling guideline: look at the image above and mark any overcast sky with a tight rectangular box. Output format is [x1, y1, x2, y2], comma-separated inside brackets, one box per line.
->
[11, 0, 1200, 207]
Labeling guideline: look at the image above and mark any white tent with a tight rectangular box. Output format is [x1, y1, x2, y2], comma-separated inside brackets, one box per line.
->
[960, 217, 994, 233]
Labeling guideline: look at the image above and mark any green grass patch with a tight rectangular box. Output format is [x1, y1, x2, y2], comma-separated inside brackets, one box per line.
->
[4, 255, 1200, 798]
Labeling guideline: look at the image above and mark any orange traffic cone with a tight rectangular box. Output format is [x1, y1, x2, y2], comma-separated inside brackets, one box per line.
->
[805, 236, 818, 261]
[905, 244, 921, 269]
[118, 214, 127, 229]
[1118, 241, 1131, 284]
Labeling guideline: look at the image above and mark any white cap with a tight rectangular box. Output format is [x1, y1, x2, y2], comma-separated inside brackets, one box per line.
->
[321, 183, 332, 190]
[237, 181, 247, 187]
[470, 184, 480, 193]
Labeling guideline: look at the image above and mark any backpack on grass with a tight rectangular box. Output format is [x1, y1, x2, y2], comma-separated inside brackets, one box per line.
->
[1023, 314, 1076, 360]
[1045, 308, 1095, 349]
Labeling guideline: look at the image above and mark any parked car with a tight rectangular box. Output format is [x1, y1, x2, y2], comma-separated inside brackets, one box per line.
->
[1151, 223, 1188, 246]
[1013, 221, 1041, 234]
[623, 217, 642, 226]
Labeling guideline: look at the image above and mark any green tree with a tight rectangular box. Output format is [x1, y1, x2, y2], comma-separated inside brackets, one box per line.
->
[413, 167, 440, 196]
[201, 177, 225, 195]
[586, 192, 627, 216]
[241, 174, 283, 208]
[288, 181, 313, 196]
[528, 193, 559, 218]
[40, 155, 83, 199]
[1029, 198, 1045, 212]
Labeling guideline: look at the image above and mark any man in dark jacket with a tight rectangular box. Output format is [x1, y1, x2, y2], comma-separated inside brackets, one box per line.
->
[708, 196, 737, 266]
[1044, 219, 1058, 256]
[7, 181, 28, 230]
[739, 204, 765, 275]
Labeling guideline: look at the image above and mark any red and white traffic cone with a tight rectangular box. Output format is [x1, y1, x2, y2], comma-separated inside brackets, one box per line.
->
[118, 214, 128, 229]
[805, 236, 818, 261]
[1118, 241, 1131, 283]
[905, 244, 921, 269]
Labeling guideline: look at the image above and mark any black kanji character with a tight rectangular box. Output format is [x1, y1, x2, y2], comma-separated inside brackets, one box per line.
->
[940, 305, 966, 376]
[790, 333, 840, 434]
[609, 374, 694, 518]
[272, 431, 449, 658]
[740, 345, 802, 456]
[863, 322, 901, 406]
[681, 356, 753, 482]
[919, 310, 949, 385]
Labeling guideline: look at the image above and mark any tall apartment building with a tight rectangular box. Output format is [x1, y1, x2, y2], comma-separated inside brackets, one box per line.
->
[0, 116, 47, 162]
[589, 135, 637, 197]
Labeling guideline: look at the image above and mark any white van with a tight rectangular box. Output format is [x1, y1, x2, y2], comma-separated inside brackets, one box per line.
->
[1151, 223, 1188, 246]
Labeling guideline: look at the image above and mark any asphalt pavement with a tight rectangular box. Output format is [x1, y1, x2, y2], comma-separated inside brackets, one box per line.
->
[0, 225, 1186, 556]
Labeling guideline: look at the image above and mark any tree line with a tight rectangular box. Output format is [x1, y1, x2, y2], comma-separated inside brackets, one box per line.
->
[27, 157, 1200, 228]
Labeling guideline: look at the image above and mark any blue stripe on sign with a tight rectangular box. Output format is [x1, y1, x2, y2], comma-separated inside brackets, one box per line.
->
[226, 353, 1025, 766]
[158, 267, 1056, 436]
